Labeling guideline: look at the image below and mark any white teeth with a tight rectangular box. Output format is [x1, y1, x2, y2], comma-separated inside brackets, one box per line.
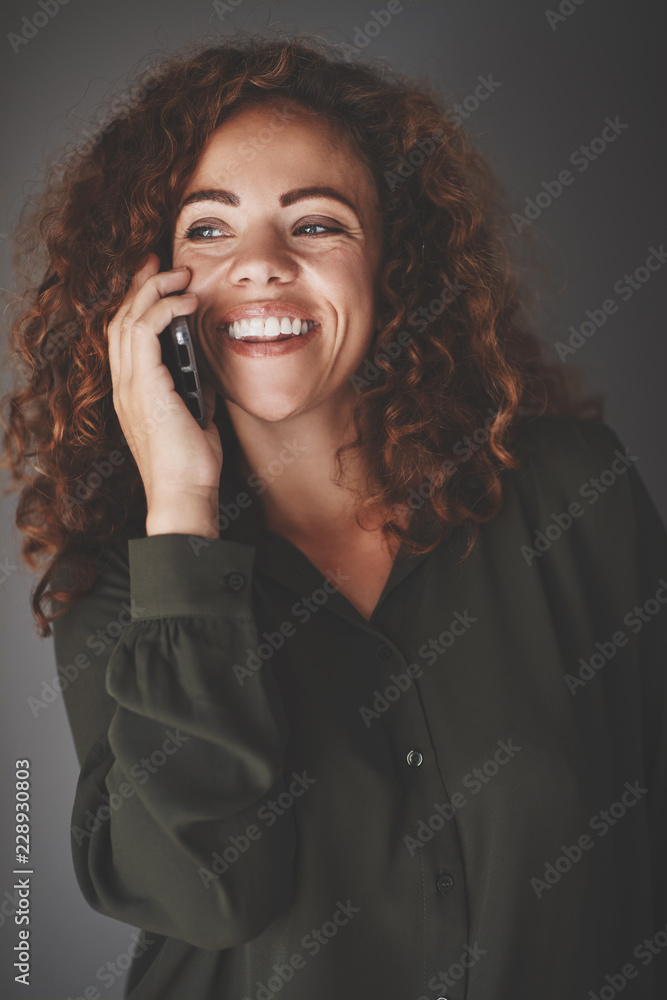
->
[225, 315, 317, 340]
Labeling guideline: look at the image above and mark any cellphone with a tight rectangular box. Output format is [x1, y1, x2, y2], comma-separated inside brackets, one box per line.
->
[159, 315, 207, 427]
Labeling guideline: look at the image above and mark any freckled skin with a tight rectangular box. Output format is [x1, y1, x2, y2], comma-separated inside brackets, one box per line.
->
[167, 102, 394, 602]
[171, 102, 384, 425]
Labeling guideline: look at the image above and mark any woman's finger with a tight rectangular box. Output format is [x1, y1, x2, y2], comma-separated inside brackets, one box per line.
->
[116, 265, 192, 375]
[108, 255, 159, 384]
[122, 264, 192, 327]
[109, 254, 160, 335]
[125, 292, 198, 379]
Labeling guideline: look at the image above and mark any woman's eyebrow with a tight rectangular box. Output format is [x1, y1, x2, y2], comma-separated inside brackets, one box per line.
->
[176, 186, 361, 221]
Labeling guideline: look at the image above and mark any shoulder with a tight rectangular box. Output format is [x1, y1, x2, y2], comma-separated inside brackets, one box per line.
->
[510, 414, 629, 479]
[495, 414, 660, 576]
[497, 415, 667, 600]
[506, 414, 637, 516]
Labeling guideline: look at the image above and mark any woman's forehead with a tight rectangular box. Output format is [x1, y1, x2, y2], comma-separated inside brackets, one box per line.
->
[203, 102, 349, 163]
[186, 103, 380, 214]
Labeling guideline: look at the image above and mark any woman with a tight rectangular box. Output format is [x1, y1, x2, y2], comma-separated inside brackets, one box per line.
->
[4, 35, 666, 1000]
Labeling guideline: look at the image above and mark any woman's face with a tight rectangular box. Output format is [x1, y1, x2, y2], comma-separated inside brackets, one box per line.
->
[171, 102, 384, 424]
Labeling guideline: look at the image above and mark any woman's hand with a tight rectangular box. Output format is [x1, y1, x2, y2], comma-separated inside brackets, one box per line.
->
[107, 253, 222, 538]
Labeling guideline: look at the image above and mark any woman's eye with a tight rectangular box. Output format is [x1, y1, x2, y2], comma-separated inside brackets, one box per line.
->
[294, 222, 344, 236]
[184, 224, 227, 240]
[182, 221, 345, 240]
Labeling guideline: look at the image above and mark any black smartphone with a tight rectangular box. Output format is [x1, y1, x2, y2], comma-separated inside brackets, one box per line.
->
[159, 313, 207, 428]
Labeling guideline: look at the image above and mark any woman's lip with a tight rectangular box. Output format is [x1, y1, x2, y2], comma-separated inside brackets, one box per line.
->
[221, 305, 317, 323]
[219, 323, 320, 357]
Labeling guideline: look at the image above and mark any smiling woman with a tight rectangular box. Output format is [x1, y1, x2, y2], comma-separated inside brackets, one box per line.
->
[2, 32, 666, 1000]
[172, 101, 384, 415]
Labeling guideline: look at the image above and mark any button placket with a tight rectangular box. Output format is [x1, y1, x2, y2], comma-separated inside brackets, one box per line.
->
[383, 658, 468, 999]
[356, 628, 468, 995]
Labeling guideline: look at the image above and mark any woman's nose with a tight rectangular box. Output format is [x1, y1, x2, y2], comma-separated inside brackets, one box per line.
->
[225, 228, 299, 285]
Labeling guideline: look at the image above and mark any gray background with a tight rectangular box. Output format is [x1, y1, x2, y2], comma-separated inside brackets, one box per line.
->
[1, 0, 664, 996]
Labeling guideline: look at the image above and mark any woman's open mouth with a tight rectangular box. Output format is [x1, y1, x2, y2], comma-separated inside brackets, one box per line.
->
[223, 317, 319, 342]
[219, 316, 320, 356]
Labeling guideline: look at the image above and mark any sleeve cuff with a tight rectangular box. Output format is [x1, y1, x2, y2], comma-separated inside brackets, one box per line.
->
[128, 534, 256, 620]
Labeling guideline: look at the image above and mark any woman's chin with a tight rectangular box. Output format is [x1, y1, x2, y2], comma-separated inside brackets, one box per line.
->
[219, 391, 311, 425]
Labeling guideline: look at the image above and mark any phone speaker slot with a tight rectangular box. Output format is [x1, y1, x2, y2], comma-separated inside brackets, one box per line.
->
[185, 396, 203, 420]
[182, 370, 198, 393]
[177, 344, 191, 367]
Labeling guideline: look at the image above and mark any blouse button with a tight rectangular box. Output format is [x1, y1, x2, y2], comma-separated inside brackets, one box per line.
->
[406, 749, 423, 767]
[224, 572, 245, 591]
[436, 873, 455, 894]
[377, 644, 392, 659]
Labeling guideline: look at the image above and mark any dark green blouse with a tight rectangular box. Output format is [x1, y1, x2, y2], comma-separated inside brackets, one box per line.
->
[53, 415, 667, 999]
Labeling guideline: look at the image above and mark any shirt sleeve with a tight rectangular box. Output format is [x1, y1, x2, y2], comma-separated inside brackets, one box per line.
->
[621, 437, 667, 940]
[583, 421, 667, 964]
[52, 533, 297, 950]
[516, 415, 667, 959]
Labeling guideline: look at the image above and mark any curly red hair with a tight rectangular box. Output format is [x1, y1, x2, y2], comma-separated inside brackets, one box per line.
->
[2, 33, 602, 636]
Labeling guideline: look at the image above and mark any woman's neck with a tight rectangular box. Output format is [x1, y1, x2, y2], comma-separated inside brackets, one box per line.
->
[223, 395, 386, 542]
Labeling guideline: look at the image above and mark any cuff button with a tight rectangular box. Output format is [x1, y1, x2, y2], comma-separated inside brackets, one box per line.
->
[224, 572, 245, 591]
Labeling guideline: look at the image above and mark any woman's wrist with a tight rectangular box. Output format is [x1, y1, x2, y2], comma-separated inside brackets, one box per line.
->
[145, 489, 220, 538]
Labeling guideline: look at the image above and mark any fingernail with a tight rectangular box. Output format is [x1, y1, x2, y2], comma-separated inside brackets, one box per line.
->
[173, 265, 189, 271]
